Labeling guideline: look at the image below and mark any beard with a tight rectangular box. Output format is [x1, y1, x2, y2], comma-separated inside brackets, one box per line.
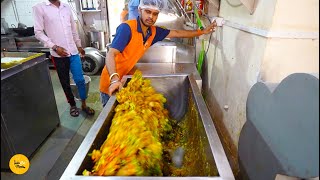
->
[140, 18, 154, 28]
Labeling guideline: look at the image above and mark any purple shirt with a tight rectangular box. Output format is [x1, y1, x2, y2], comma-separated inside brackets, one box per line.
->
[33, 1, 81, 57]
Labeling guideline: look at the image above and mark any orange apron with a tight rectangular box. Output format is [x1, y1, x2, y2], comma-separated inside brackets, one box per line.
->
[99, 19, 156, 94]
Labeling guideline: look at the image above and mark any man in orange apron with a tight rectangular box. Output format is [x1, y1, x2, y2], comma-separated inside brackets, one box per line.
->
[99, 0, 217, 106]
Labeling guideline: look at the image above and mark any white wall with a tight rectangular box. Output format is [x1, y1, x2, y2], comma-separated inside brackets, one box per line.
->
[202, 24, 267, 176]
[261, 38, 319, 82]
[260, 0, 319, 82]
[201, 0, 276, 175]
[106, 0, 125, 41]
[1, 0, 77, 27]
[271, 0, 319, 32]
[201, 0, 319, 176]
[219, 0, 277, 29]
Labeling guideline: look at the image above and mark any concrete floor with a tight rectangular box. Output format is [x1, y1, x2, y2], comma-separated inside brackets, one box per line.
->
[1, 69, 103, 180]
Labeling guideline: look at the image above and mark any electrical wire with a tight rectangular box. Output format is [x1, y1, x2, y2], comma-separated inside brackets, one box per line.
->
[11, 0, 20, 23]
[173, 0, 193, 25]
[13, 0, 20, 22]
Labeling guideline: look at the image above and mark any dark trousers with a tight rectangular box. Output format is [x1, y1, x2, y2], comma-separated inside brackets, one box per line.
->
[52, 55, 86, 107]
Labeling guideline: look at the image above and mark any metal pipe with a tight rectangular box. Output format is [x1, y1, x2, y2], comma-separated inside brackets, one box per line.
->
[94, 52, 106, 59]
[171, 0, 193, 26]
[11, 0, 20, 23]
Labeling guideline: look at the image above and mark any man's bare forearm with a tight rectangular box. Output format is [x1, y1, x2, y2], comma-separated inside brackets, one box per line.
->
[166, 21, 216, 38]
[105, 48, 120, 81]
[167, 29, 202, 38]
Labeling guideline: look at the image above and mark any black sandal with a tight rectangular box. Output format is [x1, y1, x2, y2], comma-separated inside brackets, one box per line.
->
[82, 106, 95, 116]
[70, 106, 80, 117]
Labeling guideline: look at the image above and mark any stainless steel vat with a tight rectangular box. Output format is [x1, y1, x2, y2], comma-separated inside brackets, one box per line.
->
[89, 31, 106, 50]
[61, 74, 234, 180]
[70, 75, 91, 101]
[1, 52, 60, 169]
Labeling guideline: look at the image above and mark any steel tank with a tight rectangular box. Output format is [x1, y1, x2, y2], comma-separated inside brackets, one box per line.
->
[1, 52, 60, 169]
[88, 31, 106, 50]
[70, 75, 91, 100]
[82, 47, 104, 75]
[60, 74, 234, 180]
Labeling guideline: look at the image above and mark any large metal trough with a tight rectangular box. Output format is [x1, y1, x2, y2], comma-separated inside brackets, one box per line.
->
[60, 74, 234, 180]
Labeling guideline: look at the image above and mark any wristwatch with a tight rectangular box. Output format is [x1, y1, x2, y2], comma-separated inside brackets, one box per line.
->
[52, 45, 58, 52]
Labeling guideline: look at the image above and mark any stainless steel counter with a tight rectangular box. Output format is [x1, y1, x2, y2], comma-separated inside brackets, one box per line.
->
[132, 63, 202, 90]
[1, 52, 60, 169]
[1, 52, 45, 79]
[140, 41, 196, 64]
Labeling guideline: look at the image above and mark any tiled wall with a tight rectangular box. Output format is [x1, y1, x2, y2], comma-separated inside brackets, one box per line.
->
[1, 0, 77, 27]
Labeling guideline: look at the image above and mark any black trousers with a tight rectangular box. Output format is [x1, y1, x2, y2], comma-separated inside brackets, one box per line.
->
[52, 56, 76, 106]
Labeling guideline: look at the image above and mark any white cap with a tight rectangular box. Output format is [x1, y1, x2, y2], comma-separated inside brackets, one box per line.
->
[138, 0, 164, 12]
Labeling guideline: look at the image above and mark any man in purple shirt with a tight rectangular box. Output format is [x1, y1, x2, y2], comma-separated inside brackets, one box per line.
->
[33, 0, 95, 117]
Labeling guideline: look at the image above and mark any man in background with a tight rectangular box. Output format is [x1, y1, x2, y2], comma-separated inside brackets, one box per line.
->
[120, 2, 129, 22]
[33, 0, 95, 117]
[128, 0, 140, 20]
